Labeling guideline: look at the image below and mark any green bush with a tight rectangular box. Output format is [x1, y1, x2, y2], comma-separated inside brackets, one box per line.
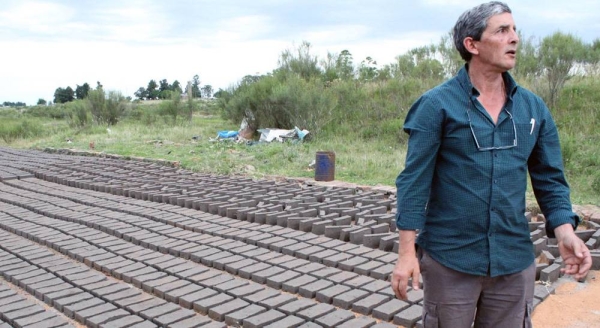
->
[88, 89, 127, 125]
[0, 119, 46, 143]
[67, 100, 90, 128]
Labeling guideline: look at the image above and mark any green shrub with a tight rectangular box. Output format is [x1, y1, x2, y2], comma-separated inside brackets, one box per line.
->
[88, 89, 127, 125]
[0, 119, 46, 143]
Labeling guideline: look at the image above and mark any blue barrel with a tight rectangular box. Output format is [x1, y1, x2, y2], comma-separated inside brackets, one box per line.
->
[315, 151, 335, 181]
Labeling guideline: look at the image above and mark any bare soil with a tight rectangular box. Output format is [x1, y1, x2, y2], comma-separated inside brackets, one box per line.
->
[532, 270, 600, 328]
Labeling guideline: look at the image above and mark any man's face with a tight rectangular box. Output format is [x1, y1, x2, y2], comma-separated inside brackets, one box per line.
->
[473, 12, 519, 72]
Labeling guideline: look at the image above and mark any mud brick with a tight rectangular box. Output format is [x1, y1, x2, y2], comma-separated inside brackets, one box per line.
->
[263, 315, 305, 328]
[333, 289, 370, 309]
[198, 274, 236, 289]
[266, 270, 301, 289]
[193, 294, 234, 315]
[74, 303, 117, 324]
[296, 303, 335, 322]
[164, 262, 199, 275]
[178, 288, 218, 309]
[242, 289, 280, 304]
[337, 256, 369, 272]
[98, 314, 144, 328]
[122, 267, 159, 284]
[326, 271, 358, 284]
[278, 299, 316, 315]
[102, 260, 136, 276]
[228, 283, 265, 298]
[13, 311, 57, 327]
[257, 293, 295, 309]
[314, 309, 354, 327]
[3, 304, 45, 322]
[0, 299, 33, 316]
[313, 284, 349, 304]
[104, 288, 144, 303]
[354, 261, 385, 276]
[265, 254, 297, 266]
[25, 277, 63, 294]
[280, 258, 310, 270]
[154, 258, 188, 271]
[166, 315, 212, 328]
[540, 263, 561, 283]
[307, 249, 338, 264]
[370, 264, 394, 280]
[144, 254, 177, 267]
[127, 298, 168, 315]
[114, 294, 155, 310]
[141, 275, 179, 293]
[250, 266, 285, 284]
[534, 283, 554, 301]
[208, 298, 249, 321]
[407, 288, 424, 304]
[321, 252, 351, 267]
[310, 267, 341, 280]
[164, 284, 204, 304]
[44, 287, 85, 305]
[212, 255, 245, 271]
[153, 280, 191, 299]
[23, 315, 70, 328]
[153, 308, 195, 326]
[139, 302, 180, 321]
[224, 258, 257, 275]
[239, 309, 284, 328]
[257, 236, 285, 249]
[214, 278, 248, 293]
[352, 293, 391, 315]
[360, 280, 390, 293]
[176, 266, 210, 279]
[132, 272, 168, 288]
[372, 299, 410, 321]
[52, 292, 95, 311]
[112, 262, 147, 280]
[341, 276, 373, 289]
[294, 246, 324, 260]
[393, 304, 422, 327]
[298, 279, 334, 298]
[95, 256, 128, 271]
[187, 270, 221, 284]
[374, 253, 397, 263]
[280, 275, 316, 294]
[339, 316, 377, 328]
[87, 309, 130, 328]
[87, 281, 127, 297]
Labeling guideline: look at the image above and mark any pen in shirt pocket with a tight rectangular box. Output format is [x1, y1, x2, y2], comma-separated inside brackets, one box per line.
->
[530, 118, 535, 134]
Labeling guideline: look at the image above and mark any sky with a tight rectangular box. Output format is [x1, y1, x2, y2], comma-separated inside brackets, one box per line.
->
[1, 0, 599, 106]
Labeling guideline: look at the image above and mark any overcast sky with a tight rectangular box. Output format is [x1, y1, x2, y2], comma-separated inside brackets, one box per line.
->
[1, 0, 599, 105]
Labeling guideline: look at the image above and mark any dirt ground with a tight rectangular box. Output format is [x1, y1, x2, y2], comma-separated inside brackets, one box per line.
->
[532, 270, 600, 328]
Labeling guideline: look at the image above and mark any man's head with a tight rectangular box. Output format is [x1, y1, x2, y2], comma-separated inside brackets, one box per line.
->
[453, 2, 514, 62]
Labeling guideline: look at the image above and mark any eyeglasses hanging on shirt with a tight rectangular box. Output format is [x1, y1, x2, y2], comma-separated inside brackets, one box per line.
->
[466, 103, 518, 151]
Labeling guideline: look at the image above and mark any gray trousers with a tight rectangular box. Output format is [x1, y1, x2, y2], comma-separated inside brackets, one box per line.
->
[419, 250, 535, 328]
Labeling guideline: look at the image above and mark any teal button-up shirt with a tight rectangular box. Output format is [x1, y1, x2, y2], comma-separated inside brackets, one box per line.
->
[395, 66, 579, 277]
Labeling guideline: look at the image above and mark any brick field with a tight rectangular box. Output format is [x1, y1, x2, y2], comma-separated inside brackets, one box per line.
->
[0, 146, 598, 328]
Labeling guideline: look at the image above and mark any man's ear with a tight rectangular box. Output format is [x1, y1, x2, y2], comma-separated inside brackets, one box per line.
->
[464, 37, 479, 56]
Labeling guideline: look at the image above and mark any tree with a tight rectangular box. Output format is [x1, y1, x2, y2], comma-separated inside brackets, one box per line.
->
[87, 88, 126, 125]
[358, 56, 378, 81]
[201, 85, 213, 98]
[37, 99, 47, 105]
[191, 75, 201, 98]
[53, 87, 73, 103]
[158, 79, 170, 99]
[538, 32, 587, 107]
[75, 83, 91, 100]
[172, 80, 182, 94]
[277, 41, 322, 80]
[336, 50, 354, 80]
[146, 80, 159, 100]
[436, 32, 463, 77]
[134, 87, 148, 100]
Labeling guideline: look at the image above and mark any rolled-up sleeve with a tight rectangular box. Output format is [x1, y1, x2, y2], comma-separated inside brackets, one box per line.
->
[396, 95, 444, 230]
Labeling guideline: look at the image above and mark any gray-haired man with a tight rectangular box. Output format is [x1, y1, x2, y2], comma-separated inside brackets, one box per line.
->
[391, 2, 591, 327]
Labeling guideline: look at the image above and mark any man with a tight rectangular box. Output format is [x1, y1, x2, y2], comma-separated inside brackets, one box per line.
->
[391, 2, 592, 327]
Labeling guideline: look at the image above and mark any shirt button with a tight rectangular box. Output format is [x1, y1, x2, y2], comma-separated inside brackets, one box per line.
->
[494, 154, 498, 158]
[494, 180, 498, 184]
[488, 232, 493, 237]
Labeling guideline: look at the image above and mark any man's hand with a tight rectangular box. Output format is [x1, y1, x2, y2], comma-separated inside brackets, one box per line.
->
[391, 230, 420, 300]
[555, 223, 592, 281]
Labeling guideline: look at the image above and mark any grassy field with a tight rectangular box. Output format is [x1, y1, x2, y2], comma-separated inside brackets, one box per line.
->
[1, 80, 599, 208]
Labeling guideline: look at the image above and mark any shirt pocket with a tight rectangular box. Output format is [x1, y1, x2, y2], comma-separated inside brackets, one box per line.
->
[515, 123, 537, 155]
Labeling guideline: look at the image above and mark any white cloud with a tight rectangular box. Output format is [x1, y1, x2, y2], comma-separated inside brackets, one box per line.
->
[0, 1, 75, 35]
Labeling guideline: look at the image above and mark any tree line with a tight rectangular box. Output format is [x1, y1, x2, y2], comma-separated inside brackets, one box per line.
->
[133, 75, 213, 100]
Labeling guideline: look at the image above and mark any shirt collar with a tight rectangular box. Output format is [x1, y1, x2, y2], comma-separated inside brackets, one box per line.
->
[457, 64, 518, 100]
